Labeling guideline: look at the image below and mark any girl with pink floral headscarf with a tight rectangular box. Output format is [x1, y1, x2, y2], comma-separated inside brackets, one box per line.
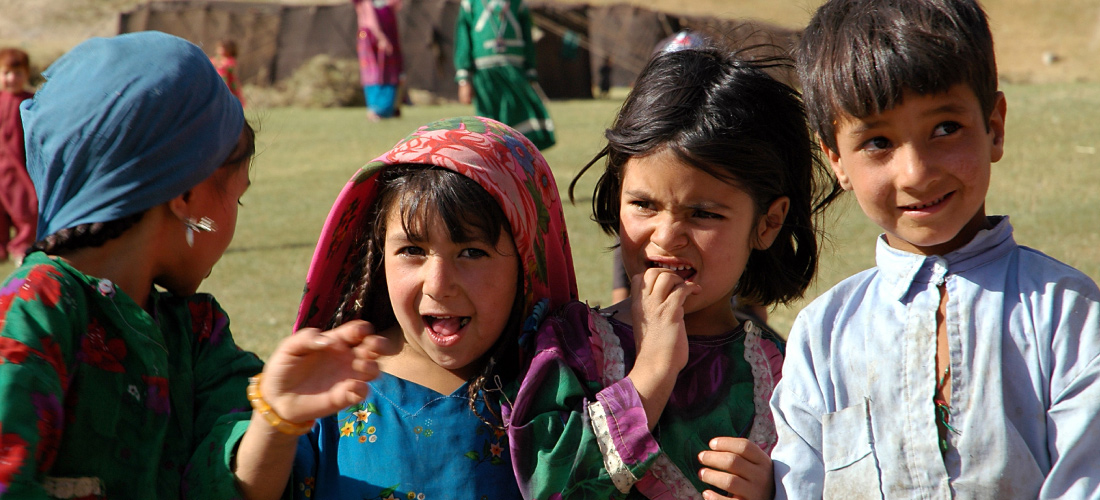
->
[229, 116, 577, 500]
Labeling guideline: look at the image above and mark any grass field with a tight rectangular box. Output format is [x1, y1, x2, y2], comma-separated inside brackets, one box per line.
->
[2, 82, 1096, 359]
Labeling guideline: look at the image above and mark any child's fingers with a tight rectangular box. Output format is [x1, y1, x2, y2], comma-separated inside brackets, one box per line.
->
[331, 378, 371, 407]
[274, 328, 351, 360]
[697, 438, 774, 500]
[705, 437, 770, 466]
[280, 322, 390, 363]
[637, 268, 689, 309]
[665, 279, 701, 306]
[327, 319, 376, 345]
[350, 357, 383, 381]
[697, 465, 772, 500]
[361, 332, 398, 356]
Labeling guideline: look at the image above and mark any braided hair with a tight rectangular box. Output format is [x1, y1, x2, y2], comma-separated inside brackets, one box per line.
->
[328, 165, 523, 431]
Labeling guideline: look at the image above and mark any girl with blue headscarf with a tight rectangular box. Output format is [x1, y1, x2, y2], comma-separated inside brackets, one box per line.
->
[0, 31, 379, 499]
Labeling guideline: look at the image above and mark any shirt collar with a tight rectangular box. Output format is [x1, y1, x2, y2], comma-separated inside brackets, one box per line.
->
[875, 215, 1016, 301]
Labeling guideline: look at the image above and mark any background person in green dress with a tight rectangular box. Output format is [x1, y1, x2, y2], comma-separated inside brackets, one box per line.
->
[454, 0, 556, 150]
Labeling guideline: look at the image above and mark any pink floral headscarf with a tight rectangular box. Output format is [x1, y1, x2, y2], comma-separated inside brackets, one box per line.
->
[295, 116, 577, 333]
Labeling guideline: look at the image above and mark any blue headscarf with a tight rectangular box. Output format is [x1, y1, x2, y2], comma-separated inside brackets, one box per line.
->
[21, 31, 245, 238]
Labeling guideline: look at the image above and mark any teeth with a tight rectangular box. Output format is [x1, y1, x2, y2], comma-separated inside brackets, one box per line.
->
[903, 196, 944, 210]
[460, 318, 470, 328]
[651, 261, 693, 271]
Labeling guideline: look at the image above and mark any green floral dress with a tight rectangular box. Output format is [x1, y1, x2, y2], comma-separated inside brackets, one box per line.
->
[453, 0, 555, 150]
[0, 252, 263, 499]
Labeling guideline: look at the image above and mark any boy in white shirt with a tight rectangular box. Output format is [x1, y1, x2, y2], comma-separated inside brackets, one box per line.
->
[771, 0, 1100, 498]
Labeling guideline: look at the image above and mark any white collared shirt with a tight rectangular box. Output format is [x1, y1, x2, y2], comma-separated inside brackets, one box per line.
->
[772, 217, 1100, 499]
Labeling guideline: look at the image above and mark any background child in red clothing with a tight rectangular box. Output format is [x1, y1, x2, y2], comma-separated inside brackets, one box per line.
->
[211, 39, 245, 105]
[0, 47, 38, 264]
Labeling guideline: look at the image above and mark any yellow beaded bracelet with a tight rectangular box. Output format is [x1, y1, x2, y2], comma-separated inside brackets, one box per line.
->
[246, 373, 315, 436]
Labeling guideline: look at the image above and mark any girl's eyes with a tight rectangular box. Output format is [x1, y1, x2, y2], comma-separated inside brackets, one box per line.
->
[862, 136, 892, 152]
[627, 199, 723, 220]
[933, 121, 962, 137]
[459, 247, 491, 259]
[396, 246, 491, 258]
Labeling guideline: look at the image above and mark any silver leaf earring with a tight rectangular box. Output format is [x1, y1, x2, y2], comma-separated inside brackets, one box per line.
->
[184, 217, 218, 247]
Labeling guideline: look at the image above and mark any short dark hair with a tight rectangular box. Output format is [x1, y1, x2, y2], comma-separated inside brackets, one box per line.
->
[797, 0, 998, 152]
[570, 47, 842, 306]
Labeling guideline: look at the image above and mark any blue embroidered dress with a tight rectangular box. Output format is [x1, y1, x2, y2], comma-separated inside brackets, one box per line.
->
[292, 372, 522, 500]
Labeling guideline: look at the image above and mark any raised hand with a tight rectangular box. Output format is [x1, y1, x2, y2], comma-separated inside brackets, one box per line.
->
[631, 267, 699, 372]
[627, 267, 700, 429]
[261, 320, 393, 423]
[697, 437, 774, 500]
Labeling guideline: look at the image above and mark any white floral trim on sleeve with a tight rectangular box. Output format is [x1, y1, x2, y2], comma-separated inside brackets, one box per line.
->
[742, 321, 779, 453]
[589, 310, 625, 386]
[588, 400, 637, 493]
[646, 453, 705, 499]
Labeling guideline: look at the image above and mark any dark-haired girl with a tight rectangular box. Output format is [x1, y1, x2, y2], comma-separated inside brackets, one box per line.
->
[506, 45, 842, 500]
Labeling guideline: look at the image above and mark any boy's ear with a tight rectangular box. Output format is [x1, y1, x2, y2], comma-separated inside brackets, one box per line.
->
[753, 196, 790, 250]
[988, 91, 1007, 163]
[819, 136, 852, 191]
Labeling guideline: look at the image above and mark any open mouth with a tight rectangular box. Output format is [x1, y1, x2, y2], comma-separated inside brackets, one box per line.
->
[648, 261, 697, 281]
[424, 315, 470, 346]
[900, 191, 953, 211]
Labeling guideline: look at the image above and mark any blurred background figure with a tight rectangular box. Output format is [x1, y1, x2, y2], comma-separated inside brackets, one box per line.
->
[454, 0, 555, 150]
[598, 55, 612, 98]
[0, 47, 38, 265]
[354, 0, 404, 121]
[211, 38, 245, 106]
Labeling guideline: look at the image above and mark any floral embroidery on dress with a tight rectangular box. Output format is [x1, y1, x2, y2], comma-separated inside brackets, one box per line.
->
[0, 423, 29, 493]
[78, 319, 127, 373]
[0, 337, 31, 366]
[298, 476, 315, 498]
[32, 392, 62, 467]
[142, 376, 171, 415]
[37, 337, 67, 389]
[341, 402, 381, 443]
[0, 265, 64, 324]
[464, 425, 507, 466]
[189, 301, 228, 346]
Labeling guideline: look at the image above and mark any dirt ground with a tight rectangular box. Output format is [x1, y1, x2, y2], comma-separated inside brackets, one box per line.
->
[2, 0, 1097, 84]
